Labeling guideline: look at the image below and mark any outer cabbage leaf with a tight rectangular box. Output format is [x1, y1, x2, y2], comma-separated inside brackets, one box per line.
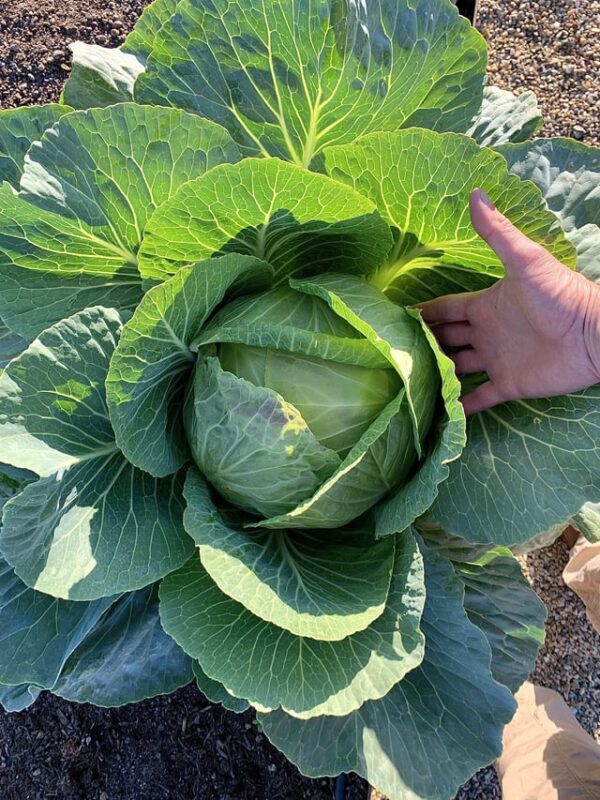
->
[182, 468, 396, 640]
[417, 518, 546, 693]
[0, 322, 26, 369]
[0, 103, 240, 340]
[467, 85, 543, 148]
[0, 464, 36, 528]
[0, 307, 194, 599]
[106, 254, 272, 477]
[496, 137, 600, 278]
[0, 683, 41, 712]
[61, 0, 181, 108]
[258, 538, 516, 800]
[61, 43, 146, 109]
[138, 157, 392, 283]
[0, 104, 72, 188]
[135, 0, 487, 167]
[193, 661, 249, 714]
[572, 503, 600, 543]
[323, 129, 576, 305]
[54, 584, 194, 706]
[159, 531, 425, 719]
[0, 557, 115, 688]
[432, 390, 600, 545]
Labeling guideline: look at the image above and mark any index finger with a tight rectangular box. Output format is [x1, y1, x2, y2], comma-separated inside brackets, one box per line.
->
[415, 292, 471, 324]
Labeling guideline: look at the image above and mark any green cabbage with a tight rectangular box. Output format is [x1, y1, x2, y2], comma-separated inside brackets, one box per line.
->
[0, 0, 598, 798]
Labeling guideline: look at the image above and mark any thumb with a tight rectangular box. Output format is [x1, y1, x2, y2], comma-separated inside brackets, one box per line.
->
[470, 188, 553, 275]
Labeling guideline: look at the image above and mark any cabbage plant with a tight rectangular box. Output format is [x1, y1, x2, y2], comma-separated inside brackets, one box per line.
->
[0, 1, 599, 798]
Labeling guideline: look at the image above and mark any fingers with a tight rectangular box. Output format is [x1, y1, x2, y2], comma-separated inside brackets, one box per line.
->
[461, 381, 506, 415]
[433, 322, 472, 348]
[470, 188, 554, 275]
[417, 292, 471, 324]
[450, 348, 486, 376]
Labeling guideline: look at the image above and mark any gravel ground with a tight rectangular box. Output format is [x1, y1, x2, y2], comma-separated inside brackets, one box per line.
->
[1, 1, 600, 799]
[479, 0, 600, 146]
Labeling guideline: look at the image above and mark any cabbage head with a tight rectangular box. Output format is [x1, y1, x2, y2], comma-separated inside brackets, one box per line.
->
[0, 0, 599, 798]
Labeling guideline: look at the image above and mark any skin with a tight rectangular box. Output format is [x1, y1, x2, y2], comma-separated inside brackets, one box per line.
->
[418, 188, 600, 415]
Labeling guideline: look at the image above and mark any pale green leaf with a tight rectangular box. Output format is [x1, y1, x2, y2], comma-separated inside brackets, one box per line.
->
[135, 0, 486, 166]
[185, 356, 341, 519]
[467, 85, 543, 148]
[106, 254, 271, 477]
[138, 157, 392, 282]
[60, 0, 182, 108]
[0, 103, 71, 188]
[374, 313, 466, 536]
[324, 129, 576, 305]
[54, 584, 194, 706]
[159, 532, 425, 719]
[0, 683, 41, 712]
[183, 468, 396, 640]
[61, 42, 145, 109]
[0, 306, 194, 598]
[0, 557, 115, 688]
[432, 389, 600, 545]
[193, 661, 249, 714]
[0, 103, 240, 339]
[291, 273, 439, 453]
[258, 539, 516, 800]
[572, 502, 600, 543]
[256, 389, 416, 530]
[496, 137, 600, 278]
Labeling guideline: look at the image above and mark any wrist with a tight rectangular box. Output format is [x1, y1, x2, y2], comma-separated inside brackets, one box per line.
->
[584, 280, 600, 383]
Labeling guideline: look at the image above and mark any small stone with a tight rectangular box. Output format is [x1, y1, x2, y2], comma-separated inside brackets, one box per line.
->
[572, 125, 586, 139]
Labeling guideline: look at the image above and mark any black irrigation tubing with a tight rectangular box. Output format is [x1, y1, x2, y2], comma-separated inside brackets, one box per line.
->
[334, 772, 348, 800]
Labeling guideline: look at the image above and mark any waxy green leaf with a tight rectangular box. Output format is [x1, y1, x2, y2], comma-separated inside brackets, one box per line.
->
[0, 307, 193, 599]
[54, 584, 194, 706]
[106, 254, 272, 478]
[183, 468, 396, 640]
[160, 532, 425, 719]
[258, 539, 515, 800]
[138, 157, 392, 282]
[0, 103, 240, 339]
[136, 0, 487, 166]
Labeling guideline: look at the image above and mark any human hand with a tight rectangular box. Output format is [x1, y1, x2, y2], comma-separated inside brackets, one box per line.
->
[418, 189, 600, 415]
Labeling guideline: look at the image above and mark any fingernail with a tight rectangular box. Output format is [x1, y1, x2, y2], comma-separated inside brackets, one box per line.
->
[475, 188, 496, 210]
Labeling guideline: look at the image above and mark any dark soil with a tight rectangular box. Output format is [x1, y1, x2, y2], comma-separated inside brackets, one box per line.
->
[1, 685, 370, 800]
[0, 0, 149, 108]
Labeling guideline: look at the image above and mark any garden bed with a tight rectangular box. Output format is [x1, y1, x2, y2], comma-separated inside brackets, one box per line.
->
[0, 2, 599, 799]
